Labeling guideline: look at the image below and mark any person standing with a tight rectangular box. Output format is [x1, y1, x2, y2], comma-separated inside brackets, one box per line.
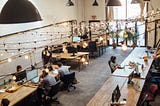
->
[42, 46, 52, 66]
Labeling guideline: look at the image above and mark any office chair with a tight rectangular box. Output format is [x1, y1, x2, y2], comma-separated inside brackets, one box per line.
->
[61, 72, 76, 92]
[140, 84, 158, 106]
[88, 41, 98, 58]
[44, 80, 61, 105]
[108, 60, 114, 73]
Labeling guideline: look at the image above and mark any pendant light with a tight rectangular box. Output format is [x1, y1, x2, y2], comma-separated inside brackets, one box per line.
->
[66, 0, 74, 6]
[106, 0, 122, 6]
[131, 0, 141, 4]
[0, 0, 42, 24]
[93, 0, 99, 6]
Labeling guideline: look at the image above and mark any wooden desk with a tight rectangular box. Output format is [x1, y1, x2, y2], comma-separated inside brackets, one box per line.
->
[52, 52, 89, 70]
[0, 69, 59, 106]
[87, 76, 127, 106]
[112, 47, 154, 79]
[119, 78, 145, 106]
[88, 47, 154, 106]
[52, 52, 89, 59]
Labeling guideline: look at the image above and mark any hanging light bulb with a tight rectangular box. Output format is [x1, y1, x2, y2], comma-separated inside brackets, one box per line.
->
[66, 0, 74, 6]
[93, 0, 99, 6]
[81, 57, 86, 63]
[82, 42, 88, 48]
[12, 76, 16, 81]
[8, 58, 12, 62]
[24, 55, 29, 59]
[0, 53, 3, 56]
[99, 36, 104, 41]
[123, 32, 128, 38]
[122, 44, 128, 51]
[45, 68, 49, 73]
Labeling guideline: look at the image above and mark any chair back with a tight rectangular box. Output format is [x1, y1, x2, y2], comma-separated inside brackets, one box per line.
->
[63, 72, 75, 84]
[150, 84, 158, 96]
[88, 41, 97, 52]
[47, 80, 61, 97]
[108, 60, 114, 73]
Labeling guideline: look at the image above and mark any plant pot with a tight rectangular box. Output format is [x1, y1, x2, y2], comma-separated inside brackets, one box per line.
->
[132, 43, 137, 49]
[112, 43, 117, 49]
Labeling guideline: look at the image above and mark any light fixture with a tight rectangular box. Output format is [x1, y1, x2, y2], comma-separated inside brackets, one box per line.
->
[93, 0, 99, 6]
[122, 44, 128, 51]
[0, 0, 42, 24]
[66, 0, 74, 6]
[106, 0, 122, 6]
[131, 0, 141, 4]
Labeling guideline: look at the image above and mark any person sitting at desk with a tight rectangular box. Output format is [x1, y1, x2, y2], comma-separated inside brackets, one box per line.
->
[109, 56, 122, 72]
[16, 65, 22, 73]
[37, 70, 57, 103]
[56, 62, 78, 84]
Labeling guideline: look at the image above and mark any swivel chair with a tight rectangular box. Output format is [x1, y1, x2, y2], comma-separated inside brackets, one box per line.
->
[44, 80, 61, 105]
[88, 41, 98, 58]
[61, 72, 76, 92]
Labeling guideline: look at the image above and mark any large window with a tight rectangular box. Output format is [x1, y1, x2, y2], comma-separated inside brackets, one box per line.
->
[108, 0, 145, 47]
[114, 0, 141, 19]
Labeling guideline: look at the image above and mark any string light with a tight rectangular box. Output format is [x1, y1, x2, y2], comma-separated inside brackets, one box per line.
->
[122, 44, 128, 51]
[24, 55, 29, 59]
[8, 58, 12, 62]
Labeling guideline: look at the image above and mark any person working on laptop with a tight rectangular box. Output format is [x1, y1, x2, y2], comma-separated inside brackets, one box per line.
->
[109, 56, 123, 72]
[16, 65, 23, 73]
[36, 70, 57, 104]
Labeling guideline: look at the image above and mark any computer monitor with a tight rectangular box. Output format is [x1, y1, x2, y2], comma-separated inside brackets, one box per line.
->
[14, 70, 26, 82]
[73, 36, 80, 42]
[112, 85, 121, 103]
[26, 69, 38, 81]
[67, 46, 78, 56]
[128, 71, 134, 84]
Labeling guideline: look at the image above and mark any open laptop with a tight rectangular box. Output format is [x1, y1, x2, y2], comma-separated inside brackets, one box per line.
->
[26, 69, 39, 84]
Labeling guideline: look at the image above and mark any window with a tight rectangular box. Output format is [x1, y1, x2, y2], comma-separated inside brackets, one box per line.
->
[108, 0, 145, 47]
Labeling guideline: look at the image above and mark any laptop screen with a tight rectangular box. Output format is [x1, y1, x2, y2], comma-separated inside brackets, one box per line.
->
[26, 69, 38, 81]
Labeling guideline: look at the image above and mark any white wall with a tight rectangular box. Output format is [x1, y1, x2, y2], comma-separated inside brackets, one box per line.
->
[84, 0, 106, 21]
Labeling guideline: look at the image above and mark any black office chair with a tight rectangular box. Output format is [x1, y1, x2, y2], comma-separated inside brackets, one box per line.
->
[108, 60, 114, 73]
[44, 80, 61, 105]
[61, 72, 76, 92]
[88, 41, 98, 58]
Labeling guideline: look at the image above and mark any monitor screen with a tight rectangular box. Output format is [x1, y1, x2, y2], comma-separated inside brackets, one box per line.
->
[15, 70, 26, 82]
[114, 85, 121, 102]
[67, 46, 77, 56]
[26, 69, 38, 81]
[73, 36, 80, 42]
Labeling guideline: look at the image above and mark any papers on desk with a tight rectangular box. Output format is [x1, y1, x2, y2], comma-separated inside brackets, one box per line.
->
[0, 89, 6, 93]
[53, 69, 59, 74]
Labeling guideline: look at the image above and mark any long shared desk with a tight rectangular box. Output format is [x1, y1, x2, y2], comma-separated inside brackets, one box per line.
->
[87, 47, 154, 106]
[0, 65, 70, 106]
